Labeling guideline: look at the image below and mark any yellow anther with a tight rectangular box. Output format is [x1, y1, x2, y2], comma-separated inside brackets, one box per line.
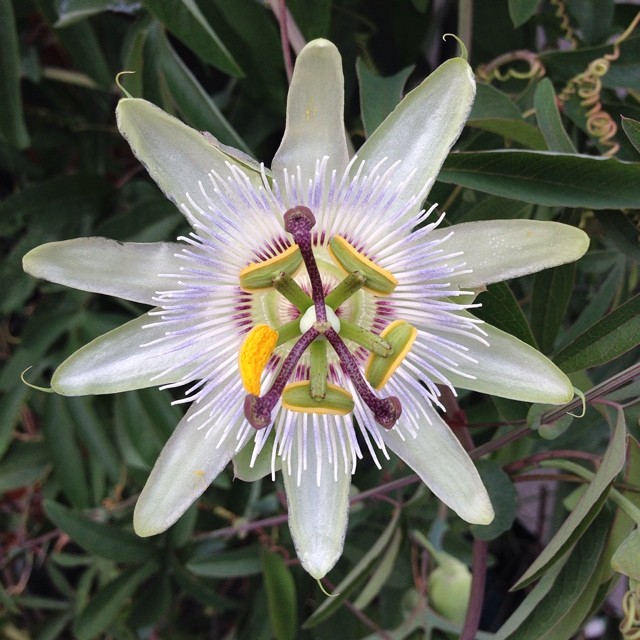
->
[238, 324, 279, 395]
[239, 245, 303, 292]
[366, 320, 417, 389]
[328, 236, 398, 295]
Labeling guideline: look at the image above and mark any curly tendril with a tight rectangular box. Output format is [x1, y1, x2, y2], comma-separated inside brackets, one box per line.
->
[550, 0, 577, 48]
[476, 50, 545, 84]
[557, 12, 640, 157]
[621, 585, 640, 639]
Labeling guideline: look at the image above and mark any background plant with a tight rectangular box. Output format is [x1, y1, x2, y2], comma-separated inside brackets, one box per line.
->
[2, 0, 640, 638]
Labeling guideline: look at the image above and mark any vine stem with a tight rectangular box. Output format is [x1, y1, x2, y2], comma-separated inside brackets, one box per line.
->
[460, 538, 488, 640]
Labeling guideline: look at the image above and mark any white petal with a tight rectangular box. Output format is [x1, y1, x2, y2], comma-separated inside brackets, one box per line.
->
[134, 388, 246, 535]
[116, 99, 262, 226]
[282, 416, 351, 578]
[381, 384, 493, 525]
[23, 238, 184, 305]
[435, 319, 573, 404]
[357, 57, 475, 218]
[272, 39, 349, 184]
[233, 428, 282, 481]
[430, 220, 590, 288]
[51, 312, 209, 395]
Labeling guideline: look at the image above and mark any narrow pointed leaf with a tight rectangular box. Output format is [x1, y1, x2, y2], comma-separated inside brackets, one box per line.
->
[531, 263, 575, 354]
[54, 0, 141, 26]
[148, 25, 250, 152]
[42, 396, 90, 509]
[534, 78, 576, 153]
[352, 528, 402, 610]
[499, 510, 610, 639]
[512, 410, 626, 589]
[439, 151, 640, 209]
[356, 59, 414, 137]
[187, 546, 262, 578]
[0, 0, 29, 148]
[474, 282, 537, 347]
[554, 293, 640, 372]
[622, 117, 640, 154]
[262, 550, 298, 640]
[467, 118, 547, 150]
[508, 0, 542, 27]
[44, 500, 156, 563]
[73, 561, 158, 640]
[143, 0, 243, 77]
[470, 460, 517, 541]
[303, 510, 401, 628]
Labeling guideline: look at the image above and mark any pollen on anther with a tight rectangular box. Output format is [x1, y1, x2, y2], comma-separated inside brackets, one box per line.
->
[238, 324, 279, 395]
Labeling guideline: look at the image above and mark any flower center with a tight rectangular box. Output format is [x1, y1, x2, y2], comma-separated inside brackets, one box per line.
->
[240, 206, 412, 431]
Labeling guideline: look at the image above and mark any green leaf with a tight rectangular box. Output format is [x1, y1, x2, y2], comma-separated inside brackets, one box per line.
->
[143, 0, 243, 77]
[42, 395, 90, 509]
[439, 151, 640, 209]
[303, 509, 401, 628]
[456, 194, 533, 223]
[287, 0, 331, 39]
[0, 443, 50, 492]
[470, 460, 518, 541]
[595, 211, 640, 263]
[187, 546, 263, 578]
[356, 60, 414, 138]
[147, 25, 250, 152]
[352, 528, 403, 610]
[531, 263, 575, 354]
[262, 550, 298, 640]
[52, 20, 113, 90]
[467, 118, 547, 150]
[471, 84, 522, 120]
[499, 509, 611, 639]
[170, 558, 238, 610]
[557, 262, 623, 349]
[73, 561, 158, 640]
[67, 397, 121, 483]
[475, 282, 537, 348]
[508, 0, 542, 27]
[540, 37, 640, 90]
[533, 78, 576, 153]
[44, 500, 157, 563]
[512, 410, 626, 589]
[55, 0, 141, 26]
[128, 571, 172, 629]
[0, 384, 29, 459]
[622, 117, 640, 154]
[554, 293, 640, 372]
[527, 403, 574, 440]
[0, 0, 29, 148]
[565, 0, 614, 45]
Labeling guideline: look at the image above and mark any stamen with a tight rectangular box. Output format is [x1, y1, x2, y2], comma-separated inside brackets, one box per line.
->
[366, 320, 417, 390]
[244, 327, 319, 429]
[239, 244, 303, 291]
[339, 320, 393, 357]
[328, 235, 398, 295]
[324, 328, 402, 429]
[325, 271, 367, 309]
[309, 340, 328, 400]
[283, 207, 327, 323]
[272, 272, 313, 312]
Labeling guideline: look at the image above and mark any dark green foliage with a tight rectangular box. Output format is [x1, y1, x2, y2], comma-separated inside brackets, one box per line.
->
[3, 1, 640, 638]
